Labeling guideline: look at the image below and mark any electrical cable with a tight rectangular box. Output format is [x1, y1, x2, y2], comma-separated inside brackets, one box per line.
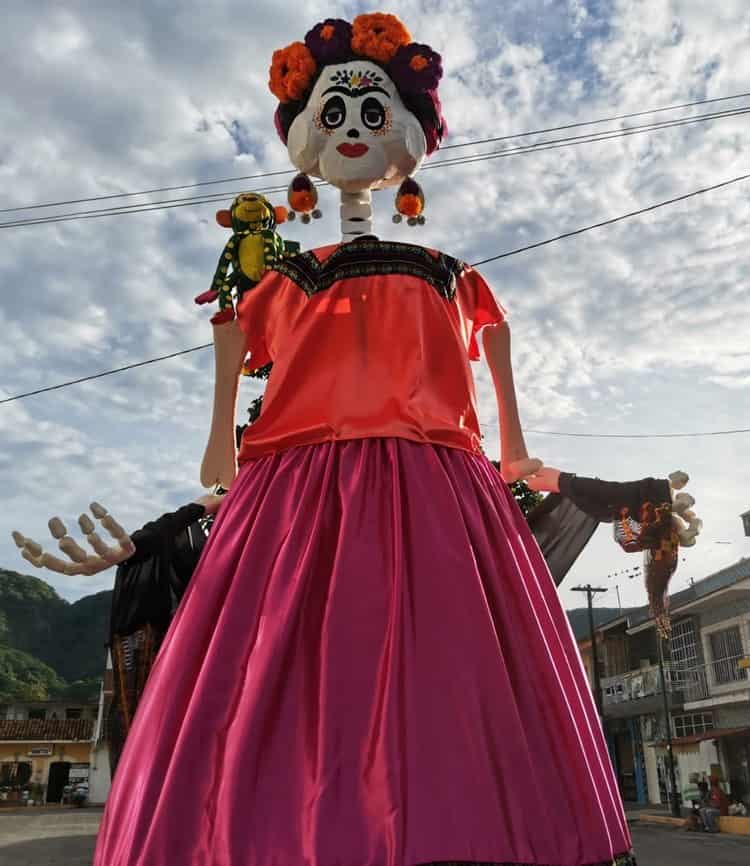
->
[3, 170, 749, 433]
[2, 91, 749, 216]
[2, 105, 748, 229]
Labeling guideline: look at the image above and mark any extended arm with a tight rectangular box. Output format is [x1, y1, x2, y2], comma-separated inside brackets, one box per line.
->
[129, 503, 207, 562]
[12, 495, 224, 578]
[482, 321, 541, 483]
[201, 319, 248, 489]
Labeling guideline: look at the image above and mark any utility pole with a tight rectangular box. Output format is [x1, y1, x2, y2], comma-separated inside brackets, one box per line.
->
[572, 585, 608, 716]
[657, 634, 682, 817]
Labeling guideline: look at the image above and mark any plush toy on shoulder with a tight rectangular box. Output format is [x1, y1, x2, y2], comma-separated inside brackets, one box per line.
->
[195, 192, 300, 324]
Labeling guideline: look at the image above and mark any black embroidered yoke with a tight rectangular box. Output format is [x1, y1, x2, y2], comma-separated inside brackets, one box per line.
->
[272, 238, 465, 300]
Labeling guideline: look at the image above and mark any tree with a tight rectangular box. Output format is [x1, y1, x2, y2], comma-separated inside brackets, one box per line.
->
[488, 461, 543, 518]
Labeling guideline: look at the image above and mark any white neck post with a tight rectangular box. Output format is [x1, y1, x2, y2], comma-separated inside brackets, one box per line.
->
[340, 189, 373, 242]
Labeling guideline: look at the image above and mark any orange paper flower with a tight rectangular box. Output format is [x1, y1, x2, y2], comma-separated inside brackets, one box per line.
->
[289, 189, 317, 213]
[351, 13, 412, 65]
[269, 42, 317, 104]
[397, 193, 423, 218]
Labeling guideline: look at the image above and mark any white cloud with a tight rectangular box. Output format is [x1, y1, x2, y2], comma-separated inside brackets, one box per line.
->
[0, 0, 748, 612]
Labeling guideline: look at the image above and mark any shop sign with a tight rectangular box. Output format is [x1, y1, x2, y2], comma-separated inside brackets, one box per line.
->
[69, 764, 90, 782]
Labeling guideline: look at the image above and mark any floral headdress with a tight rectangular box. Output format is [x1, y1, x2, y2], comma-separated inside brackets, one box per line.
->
[269, 13, 446, 154]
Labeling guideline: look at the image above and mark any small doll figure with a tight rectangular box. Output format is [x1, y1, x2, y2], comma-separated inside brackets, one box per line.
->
[194, 192, 300, 324]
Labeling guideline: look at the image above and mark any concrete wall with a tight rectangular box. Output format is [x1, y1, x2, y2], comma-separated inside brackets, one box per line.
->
[88, 742, 111, 805]
[715, 705, 750, 728]
[698, 598, 750, 630]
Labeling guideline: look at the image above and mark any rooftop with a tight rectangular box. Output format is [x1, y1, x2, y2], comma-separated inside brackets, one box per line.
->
[0, 719, 94, 742]
[577, 556, 750, 638]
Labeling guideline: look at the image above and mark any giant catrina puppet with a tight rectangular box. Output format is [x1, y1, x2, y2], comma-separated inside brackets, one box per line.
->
[12, 13, 704, 866]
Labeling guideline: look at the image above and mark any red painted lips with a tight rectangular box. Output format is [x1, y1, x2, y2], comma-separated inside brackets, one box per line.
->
[336, 143, 370, 158]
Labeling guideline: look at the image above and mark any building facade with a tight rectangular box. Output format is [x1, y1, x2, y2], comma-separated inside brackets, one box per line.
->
[0, 675, 112, 805]
[579, 557, 750, 807]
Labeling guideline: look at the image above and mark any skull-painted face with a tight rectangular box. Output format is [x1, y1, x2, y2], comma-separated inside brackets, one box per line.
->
[287, 61, 427, 193]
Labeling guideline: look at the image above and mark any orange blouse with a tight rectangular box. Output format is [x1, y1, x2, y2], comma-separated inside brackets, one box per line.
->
[235, 238, 504, 462]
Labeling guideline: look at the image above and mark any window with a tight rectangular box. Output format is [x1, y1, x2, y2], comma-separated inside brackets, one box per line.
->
[27, 709, 46, 721]
[673, 712, 714, 738]
[0, 762, 32, 787]
[670, 619, 699, 670]
[708, 626, 746, 685]
[65, 708, 82, 720]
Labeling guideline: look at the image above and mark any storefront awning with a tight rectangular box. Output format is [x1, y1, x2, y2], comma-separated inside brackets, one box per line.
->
[654, 726, 750, 747]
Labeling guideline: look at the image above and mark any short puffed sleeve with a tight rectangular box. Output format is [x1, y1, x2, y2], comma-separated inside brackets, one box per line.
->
[235, 270, 306, 369]
[455, 265, 506, 361]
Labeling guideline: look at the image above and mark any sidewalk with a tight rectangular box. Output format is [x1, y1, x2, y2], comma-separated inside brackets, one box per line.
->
[626, 803, 750, 837]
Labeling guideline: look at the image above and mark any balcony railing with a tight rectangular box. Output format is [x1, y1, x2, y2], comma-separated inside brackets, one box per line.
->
[602, 656, 749, 707]
[601, 663, 679, 706]
[672, 655, 749, 703]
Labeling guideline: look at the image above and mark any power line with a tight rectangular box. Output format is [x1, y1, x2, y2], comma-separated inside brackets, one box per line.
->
[0, 344, 212, 404]
[524, 427, 750, 439]
[3, 105, 748, 230]
[439, 90, 750, 151]
[2, 90, 749, 216]
[472, 171, 750, 266]
[424, 106, 750, 171]
[3, 170, 749, 431]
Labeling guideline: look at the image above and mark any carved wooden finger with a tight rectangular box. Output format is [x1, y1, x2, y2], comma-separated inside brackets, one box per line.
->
[120, 538, 136, 559]
[78, 514, 96, 535]
[11, 531, 27, 549]
[39, 552, 82, 576]
[100, 514, 128, 543]
[23, 538, 44, 558]
[21, 549, 44, 568]
[48, 518, 67, 540]
[86, 532, 122, 562]
[58, 536, 90, 564]
[89, 502, 108, 520]
[669, 470, 689, 491]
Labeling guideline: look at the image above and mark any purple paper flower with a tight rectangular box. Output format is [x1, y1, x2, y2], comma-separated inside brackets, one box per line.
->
[305, 19, 353, 66]
[388, 43, 443, 94]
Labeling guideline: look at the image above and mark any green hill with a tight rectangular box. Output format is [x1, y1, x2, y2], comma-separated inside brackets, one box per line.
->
[0, 568, 111, 703]
[566, 606, 628, 641]
[0, 645, 67, 702]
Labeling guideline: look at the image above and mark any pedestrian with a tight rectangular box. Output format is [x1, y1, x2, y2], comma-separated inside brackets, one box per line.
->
[700, 776, 729, 832]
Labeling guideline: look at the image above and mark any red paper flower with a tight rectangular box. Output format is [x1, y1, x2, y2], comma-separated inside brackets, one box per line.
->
[351, 13, 411, 65]
[269, 42, 317, 104]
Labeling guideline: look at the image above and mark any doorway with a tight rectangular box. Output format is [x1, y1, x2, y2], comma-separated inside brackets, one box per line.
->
[46, 762, 71, 803]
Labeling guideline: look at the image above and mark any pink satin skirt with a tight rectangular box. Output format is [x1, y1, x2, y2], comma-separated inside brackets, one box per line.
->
[93, 439, 632, 866]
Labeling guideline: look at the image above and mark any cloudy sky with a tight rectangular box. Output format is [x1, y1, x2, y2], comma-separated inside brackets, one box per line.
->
[1, 0, 749, 615]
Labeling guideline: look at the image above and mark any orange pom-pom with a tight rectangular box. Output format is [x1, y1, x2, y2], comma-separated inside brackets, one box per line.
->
[397, 193, 423, 218]
[269, 42, 317, 103]
[274, 205, 288, 224]
[289, 189, 317, 213]
[409, 54, 429, 71]
[320, 24, 335, 41]
[351, 13, 411, 65]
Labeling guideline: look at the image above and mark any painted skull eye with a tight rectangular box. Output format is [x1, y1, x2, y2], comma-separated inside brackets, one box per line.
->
[321, 95, 346, 130]
[361, 97, 386, 131]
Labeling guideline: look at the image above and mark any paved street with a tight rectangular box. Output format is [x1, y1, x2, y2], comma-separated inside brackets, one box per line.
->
[0, 808, 748, 865]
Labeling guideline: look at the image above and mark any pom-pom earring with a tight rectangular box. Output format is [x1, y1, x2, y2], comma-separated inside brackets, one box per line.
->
[392, 177, 426, 226]
[287, 173, 322, 223]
